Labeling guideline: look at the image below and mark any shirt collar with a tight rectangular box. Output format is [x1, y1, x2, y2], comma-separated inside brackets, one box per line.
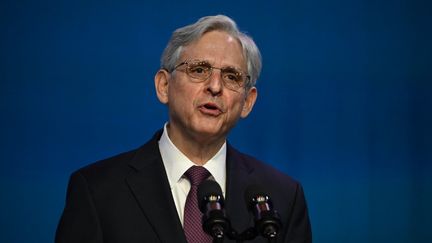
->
[158, 123, 227, 193]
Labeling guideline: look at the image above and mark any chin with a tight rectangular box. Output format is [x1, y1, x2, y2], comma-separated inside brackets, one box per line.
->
[192, 124, 224, 137]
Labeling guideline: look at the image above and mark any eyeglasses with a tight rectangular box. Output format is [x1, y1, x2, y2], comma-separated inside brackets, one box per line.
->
[172, 60, 250, 90]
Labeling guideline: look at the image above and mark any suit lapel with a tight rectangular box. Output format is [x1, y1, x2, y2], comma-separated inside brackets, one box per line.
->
[126, 132, 187, 243]
[125, 134, 256, 242]
[225, 144, 255, 235]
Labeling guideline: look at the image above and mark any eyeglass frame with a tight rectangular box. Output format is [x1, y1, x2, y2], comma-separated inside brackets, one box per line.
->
[169, 59, 251, 90]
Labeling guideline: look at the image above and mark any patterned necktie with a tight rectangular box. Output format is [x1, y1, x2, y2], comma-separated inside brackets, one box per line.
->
[183, 166, 212, 243]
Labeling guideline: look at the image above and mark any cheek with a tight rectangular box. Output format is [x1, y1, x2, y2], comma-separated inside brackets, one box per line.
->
[228, 96, 246, 115]
[169, 83, 200, 110]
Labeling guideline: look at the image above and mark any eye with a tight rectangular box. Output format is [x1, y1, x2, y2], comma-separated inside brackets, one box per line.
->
[188, 62, 210, 75]
[222, 68, 242, 82]
[226, 73, 240, 81]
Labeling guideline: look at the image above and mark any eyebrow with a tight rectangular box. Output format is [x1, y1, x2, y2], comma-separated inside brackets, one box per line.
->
[187, 59, 244, 71]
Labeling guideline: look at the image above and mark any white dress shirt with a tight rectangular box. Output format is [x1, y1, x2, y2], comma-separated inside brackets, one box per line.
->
[158, 123, 227, 225]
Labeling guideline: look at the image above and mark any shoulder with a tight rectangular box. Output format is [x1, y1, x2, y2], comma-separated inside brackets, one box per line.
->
[228, 144, 299, 183]
[74, 148, 138, 182]
[71, 130, 163, 185]
[227, 144, 302, 200]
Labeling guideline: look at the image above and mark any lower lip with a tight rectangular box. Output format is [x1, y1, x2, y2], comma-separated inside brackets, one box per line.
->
[198, 106, 223, 116]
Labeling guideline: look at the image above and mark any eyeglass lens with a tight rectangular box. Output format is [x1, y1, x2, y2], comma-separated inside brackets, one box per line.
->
[186, 61, 245, 88]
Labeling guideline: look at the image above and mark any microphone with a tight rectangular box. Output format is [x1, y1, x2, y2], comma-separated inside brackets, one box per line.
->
[244, 185, 282, 240]
[197, 180, 231, 240]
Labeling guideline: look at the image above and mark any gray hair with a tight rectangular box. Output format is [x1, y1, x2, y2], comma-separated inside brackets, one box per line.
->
[160, 15, 262, 88]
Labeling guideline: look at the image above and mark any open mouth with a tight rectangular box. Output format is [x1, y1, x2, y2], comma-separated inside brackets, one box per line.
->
[203, 103, 218, 110]
[199, 102, 223, 116]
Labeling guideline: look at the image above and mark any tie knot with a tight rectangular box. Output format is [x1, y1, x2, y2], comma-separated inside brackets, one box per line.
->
[184, 166, 210, 186]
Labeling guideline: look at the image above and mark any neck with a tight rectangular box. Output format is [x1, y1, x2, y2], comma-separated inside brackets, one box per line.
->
[166, 124, 226, 165]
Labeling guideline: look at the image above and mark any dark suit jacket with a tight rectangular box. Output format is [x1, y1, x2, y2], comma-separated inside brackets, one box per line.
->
[55, 130, 312, 243]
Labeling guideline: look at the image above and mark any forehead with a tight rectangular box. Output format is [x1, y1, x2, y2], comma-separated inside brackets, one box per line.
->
[180, 30, 246, 69]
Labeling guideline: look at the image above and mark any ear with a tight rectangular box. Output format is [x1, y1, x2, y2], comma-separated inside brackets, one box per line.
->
[240, 87, 258, 118]
[154, 69, 170, 104]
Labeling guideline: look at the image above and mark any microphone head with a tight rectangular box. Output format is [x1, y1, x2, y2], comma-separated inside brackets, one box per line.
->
[197, 179, 224, 212]
[244, 184, 269, 208]
[244, 184, 282, 239]
[197, 180, 230, 238]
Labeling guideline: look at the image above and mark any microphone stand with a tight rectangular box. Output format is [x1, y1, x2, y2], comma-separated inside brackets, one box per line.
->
[212, 238, 224, 243]
[210, 225, 279, 243]
[224, 226, 258, 243]
[267, 239, 277, 243]
[210, 224, 225, 243]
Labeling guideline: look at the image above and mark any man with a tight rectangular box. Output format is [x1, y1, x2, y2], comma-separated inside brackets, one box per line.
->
[56, 15, 312, 243]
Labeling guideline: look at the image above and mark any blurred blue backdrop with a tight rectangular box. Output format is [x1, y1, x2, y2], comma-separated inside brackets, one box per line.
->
[1, 0, 431, 242]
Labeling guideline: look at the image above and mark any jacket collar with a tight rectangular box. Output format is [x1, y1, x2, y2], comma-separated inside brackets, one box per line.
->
[126, 130, 256, 242]
[225, 144, 256, 236]
[126, 130, 188, 243]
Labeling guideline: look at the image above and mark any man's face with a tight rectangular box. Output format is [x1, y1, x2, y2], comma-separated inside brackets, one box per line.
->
[156, 30, 257, 143]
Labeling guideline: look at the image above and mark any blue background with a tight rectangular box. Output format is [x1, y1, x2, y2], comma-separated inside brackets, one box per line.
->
[1, 0, 431, 242]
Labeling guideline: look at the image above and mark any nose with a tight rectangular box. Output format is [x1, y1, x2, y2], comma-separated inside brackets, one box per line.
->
[206, 68, 223, 96]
